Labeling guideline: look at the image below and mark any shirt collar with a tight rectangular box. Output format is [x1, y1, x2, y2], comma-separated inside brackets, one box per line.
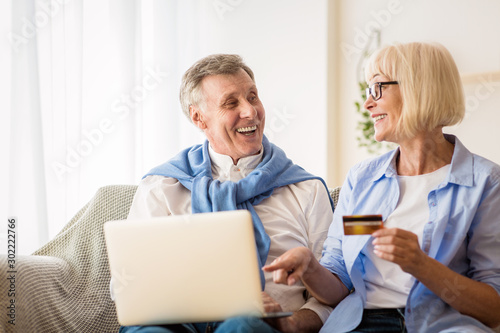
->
[444, 134, 474, 187]
[208, 144, 264, 177]
[369, 149, 399, 182]
[371, 134, 473, 187]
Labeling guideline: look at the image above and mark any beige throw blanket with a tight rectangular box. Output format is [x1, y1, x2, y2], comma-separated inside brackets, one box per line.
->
[0, 185, 137, 333]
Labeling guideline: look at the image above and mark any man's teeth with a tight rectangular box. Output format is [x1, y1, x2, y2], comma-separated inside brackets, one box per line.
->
[237, 125, 257, 133]
[373, 115, 387, 122]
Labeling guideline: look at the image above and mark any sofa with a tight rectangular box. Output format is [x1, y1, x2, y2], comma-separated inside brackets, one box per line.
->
[0, 185, 341, 333]
[3, 185, 498, 333]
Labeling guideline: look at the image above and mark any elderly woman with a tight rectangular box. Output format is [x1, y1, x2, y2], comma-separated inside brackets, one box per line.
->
[264, 42, 500, 332]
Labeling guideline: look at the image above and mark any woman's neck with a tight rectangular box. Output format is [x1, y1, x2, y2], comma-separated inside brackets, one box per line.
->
[397, 131, 454, 176]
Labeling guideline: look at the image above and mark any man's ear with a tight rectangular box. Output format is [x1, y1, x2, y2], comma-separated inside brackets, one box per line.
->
[190, 105, 207, 130]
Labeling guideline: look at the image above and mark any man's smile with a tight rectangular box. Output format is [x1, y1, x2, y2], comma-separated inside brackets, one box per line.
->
[236, 125, 257, 135]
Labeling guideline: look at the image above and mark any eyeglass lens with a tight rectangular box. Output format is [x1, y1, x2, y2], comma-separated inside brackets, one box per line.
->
[366, 82, 398, 101]
[366, 84, 381, 101]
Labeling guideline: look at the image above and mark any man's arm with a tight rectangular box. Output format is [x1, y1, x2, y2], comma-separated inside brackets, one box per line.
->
[262, 292, 323, 333]
[264, 247, 349, 307]
[267, 309, 323, 333]
[127, 175, 192, 219]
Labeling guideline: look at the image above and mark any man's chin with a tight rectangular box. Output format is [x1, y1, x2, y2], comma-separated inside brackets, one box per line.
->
[239, 143, 263, 158]
[237, 132, 263, 143]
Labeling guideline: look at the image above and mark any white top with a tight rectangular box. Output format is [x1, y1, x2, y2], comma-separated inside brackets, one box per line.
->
[363, 164, 450, 309]
[127, 146, 335, 322]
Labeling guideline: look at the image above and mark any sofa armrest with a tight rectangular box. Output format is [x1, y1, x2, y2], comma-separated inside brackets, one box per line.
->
[1, 254, 119, 333]
[1, 185, 137, 332]
[1, 255, 93, 332]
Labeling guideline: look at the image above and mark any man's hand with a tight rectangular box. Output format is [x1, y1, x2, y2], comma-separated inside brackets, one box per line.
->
[263, 247, 314, 286]
[262, 292, 322, 333]
[264, 247, 349, 307]
[262, 291, 283, 313]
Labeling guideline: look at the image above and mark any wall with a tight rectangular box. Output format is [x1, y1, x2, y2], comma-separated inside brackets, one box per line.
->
[195, 0, 329, 179]
[5, 0, 499, 253]
[330, 0, 500, 186]
[2, 0, 330, 255]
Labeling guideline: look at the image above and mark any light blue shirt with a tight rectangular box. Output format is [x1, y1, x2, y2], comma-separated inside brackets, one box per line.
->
[319, 135, 500, 333]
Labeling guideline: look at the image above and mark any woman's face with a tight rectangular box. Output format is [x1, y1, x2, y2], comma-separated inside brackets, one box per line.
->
[363, 74, 403, 144]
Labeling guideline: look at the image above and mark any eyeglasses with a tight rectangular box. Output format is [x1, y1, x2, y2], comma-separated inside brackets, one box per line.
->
[366, 81, 398, 101]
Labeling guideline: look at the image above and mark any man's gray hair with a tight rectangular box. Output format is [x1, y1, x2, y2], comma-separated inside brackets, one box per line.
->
[179, 54, 255, 121]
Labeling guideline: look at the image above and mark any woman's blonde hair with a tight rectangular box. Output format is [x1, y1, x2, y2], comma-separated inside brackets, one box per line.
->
[364, 42, 465, 138]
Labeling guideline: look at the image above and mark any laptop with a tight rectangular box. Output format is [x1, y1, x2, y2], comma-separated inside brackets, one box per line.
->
[104, 210, 291, 326]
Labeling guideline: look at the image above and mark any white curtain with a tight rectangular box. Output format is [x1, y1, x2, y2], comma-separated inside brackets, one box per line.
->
[2, 0, 206, 255]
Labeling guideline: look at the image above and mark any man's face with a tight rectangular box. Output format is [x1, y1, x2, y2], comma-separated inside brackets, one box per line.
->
[190, 68, 266, 164]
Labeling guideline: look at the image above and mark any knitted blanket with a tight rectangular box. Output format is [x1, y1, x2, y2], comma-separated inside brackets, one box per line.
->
[0, 185, 138, 333]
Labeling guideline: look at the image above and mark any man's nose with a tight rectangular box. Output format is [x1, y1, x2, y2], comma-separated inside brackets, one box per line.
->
[240, 100, 257, 118]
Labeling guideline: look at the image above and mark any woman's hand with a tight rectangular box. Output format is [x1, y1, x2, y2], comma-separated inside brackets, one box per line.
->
[371, 227, 428, 275]
[372, 227, 500, 328]
[263, 247, 314, 286]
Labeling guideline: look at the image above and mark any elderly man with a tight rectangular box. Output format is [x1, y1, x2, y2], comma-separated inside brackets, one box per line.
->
[120, 54, 334, 333]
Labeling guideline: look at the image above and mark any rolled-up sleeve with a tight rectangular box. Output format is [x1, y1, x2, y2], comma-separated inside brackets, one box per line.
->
[320, 238, 353, 292]
[299, 296, 334, 324]
[467, 173, 500, 294]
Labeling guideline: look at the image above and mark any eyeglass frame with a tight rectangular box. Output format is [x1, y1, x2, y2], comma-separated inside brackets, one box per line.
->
[366, 81, 399, 101]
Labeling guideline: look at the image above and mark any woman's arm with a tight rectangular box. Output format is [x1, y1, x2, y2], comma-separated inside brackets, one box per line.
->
[372, 228, 500, 328]
[263, 247, 349, 307]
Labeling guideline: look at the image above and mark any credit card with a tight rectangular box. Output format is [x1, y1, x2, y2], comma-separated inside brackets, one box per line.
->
[343, 215, 383, 235]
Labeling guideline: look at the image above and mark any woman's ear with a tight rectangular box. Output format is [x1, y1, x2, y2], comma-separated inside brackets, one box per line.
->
[190, 105, 206, 130]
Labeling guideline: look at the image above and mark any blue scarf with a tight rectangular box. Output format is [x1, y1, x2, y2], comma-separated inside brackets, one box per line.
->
[144, 136, 333, 289]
